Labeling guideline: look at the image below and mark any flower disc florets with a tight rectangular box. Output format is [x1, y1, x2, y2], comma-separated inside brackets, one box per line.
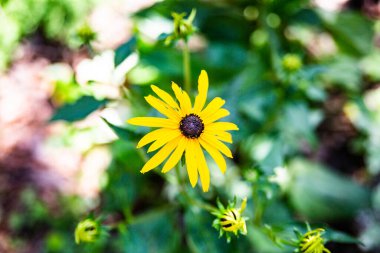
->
[180, 113, 204, 138]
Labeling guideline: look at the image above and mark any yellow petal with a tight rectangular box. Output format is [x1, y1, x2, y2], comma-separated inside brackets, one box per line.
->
[203, 108, 230, 124]
[147, 129, 181, 152]
[199, 97, 225, 119]
[200, 134, 233, 158]
[128, 117, 178, 128]
[205, 122, 239, 131]
[194, 141, 210, 192]
[199, 139, 227, 173]
[203, 129, 233, 143]
[193, 70, 209, 113]
[240, 197, 247, 212]
[162, 137, 187, 173]
[145, 95, 181, 120]
[185, 140, 198, 187]
[140, 136, 180, 173]
[137, 128, 175, 148]
[172, 82, 192, 115]
[151, 85, 180, 110]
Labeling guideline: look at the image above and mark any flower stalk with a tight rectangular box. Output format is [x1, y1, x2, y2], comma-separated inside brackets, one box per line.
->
[182, 41, 191, 93]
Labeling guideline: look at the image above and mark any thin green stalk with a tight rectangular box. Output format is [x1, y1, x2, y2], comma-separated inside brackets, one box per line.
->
[252, 183, 264, 225]
[182, 41, 191, 93]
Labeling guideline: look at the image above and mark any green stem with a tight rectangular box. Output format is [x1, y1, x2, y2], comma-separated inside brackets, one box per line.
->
[182, 40, 191, 93]
[252, 183, 264, 225]
[175, 164, 216, 213]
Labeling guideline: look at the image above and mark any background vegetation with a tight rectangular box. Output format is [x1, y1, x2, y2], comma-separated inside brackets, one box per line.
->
[1, 0, 380, 252]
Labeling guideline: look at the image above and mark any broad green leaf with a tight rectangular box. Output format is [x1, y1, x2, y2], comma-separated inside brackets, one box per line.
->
[50, 96, 108, 122]
[114, 36, 137, 67]
[247, 224, 293, 253]
[123, 208, 180, 253]
[319, 11, 373, 56]
[321, 56, 361, 92]
[360, 50, 380, 81]
[324, 229, 361, 244]
[185, 209, 247, 253]
[259, 140, 284, 175]
[102, 118, 140, 142]
[287, 159, 370, 221]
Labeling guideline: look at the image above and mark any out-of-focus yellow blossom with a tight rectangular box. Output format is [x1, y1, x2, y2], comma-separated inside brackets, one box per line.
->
[298, 228, 331, 253]
[212, 197, 248, 242]
[74, 218, 101, 244]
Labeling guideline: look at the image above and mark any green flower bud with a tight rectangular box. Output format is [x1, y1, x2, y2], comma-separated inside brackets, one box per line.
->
[282, 54, 302, 72]
[164, 9, 197, 45]
[76, 22, 96, 45]
[212, 197, 248, 242]
[74, 218, 100, 244]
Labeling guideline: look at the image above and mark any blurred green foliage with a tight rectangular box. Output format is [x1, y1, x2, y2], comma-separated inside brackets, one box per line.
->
[0, 0, 94, 70]
[4, 0, 380, 252]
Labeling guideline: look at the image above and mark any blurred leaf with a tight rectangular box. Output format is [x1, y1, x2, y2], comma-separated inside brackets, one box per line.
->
[259, 140, 284, 175]
[324, 229, 361, 244]
[321, 56, 361, 92]
[287, 159, 370, 221]
[102, 118, 140, 142]
[185, 209, 246, 252]
[103, 141, 144, 213]
[123, 208, 180, 253]
[360, 50, 380, 81]
[319, 11, 373, 56]
[372, 183, 380, 212]
[50, 96, 108, 122]
[115, 36, 137, 67]
[247, 224, 293, 253]
[279, 103, 322, 150]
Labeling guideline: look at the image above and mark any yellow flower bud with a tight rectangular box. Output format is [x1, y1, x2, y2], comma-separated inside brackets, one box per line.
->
[212, 197, 248, 242]
[74, 218, 100, 244]
[299, 228, 331, 253]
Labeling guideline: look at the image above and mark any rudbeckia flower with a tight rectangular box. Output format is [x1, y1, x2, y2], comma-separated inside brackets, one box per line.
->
[128, 70, 238, 192]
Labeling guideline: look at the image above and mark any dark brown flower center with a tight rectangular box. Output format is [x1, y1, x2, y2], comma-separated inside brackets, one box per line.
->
[179, 114, 204, 138]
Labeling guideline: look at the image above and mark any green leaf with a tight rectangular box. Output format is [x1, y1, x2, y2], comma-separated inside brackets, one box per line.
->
[321, 56, 361, 92]
[246, 224, 293, 253]
[123, 208, 180, 253]
[319, 11, 373, 56]
[114, 36, 137, 67]
[50, 96, 108, 122]
[287, 159, 371, 221]
[259, 140, 284, 175]
[102, 118, 139, 142]
[324, 229, 362, 244]
[185, 209, 244, 253]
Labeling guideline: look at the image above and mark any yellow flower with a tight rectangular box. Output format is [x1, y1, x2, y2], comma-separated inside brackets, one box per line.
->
[299, 228, 331, 253]
[128, 70, 238, 192]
